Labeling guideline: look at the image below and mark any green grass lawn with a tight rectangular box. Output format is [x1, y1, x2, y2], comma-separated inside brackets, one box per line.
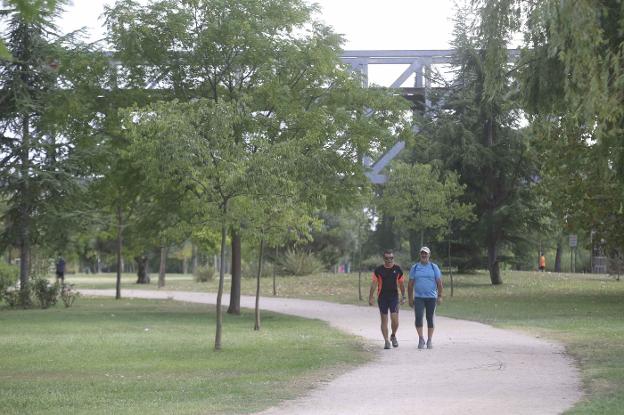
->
[0, 297, 371, 415]
[66, 271, 370, 303]
[65, 269, 624, 414]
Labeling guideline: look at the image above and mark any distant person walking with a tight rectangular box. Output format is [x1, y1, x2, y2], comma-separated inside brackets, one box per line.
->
[55, 255, 66, 284]
[539, 254, 546, 272]
[408, 246, 443, 349]
[369, 250, 406, 349]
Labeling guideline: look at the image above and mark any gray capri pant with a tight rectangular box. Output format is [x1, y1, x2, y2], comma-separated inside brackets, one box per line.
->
[414, 297, 437, 328]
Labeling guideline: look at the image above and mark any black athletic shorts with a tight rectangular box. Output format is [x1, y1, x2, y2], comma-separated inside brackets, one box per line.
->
[378, 295, 399, 314]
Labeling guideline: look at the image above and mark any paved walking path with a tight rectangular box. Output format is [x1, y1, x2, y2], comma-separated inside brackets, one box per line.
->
[80, 289, 582, 414]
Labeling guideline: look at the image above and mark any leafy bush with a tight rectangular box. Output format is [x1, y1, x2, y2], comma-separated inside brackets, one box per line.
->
[194, 264, 215, 282]
[32, 278, 59, 309]
[60, 283, 79, 307]
[0, 262, 19, 294]
[279, 250, 324, 276]
[242, 259, 275, 279]
[0, 263, 23, 307]
[1, 288, 20, 307]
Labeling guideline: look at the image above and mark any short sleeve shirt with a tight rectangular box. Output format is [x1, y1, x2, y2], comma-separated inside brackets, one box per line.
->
[409, 262, 441, 298]
[372, 265, 404, 298]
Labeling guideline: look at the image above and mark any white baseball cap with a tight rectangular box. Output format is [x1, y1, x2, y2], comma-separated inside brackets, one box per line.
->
[420, 246, 431, 254]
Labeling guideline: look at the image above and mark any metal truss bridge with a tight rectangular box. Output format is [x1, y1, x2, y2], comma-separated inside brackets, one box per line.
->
[340, 49, 519, 183]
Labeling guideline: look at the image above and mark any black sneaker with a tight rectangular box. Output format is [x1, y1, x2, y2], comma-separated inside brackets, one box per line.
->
[390, 335, 398, 348]
[384, 340, 391, 349]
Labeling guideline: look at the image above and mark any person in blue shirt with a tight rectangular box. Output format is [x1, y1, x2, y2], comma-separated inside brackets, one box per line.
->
[408, 246, 443, 349]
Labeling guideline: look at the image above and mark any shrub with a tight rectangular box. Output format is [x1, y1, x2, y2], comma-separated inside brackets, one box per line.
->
[0, 262, 19, 294]
[242, 259, 275, 279]
[279, 250, 324, 276]
[1, 288, 20, 307]
[0, 263, 24, 308]
[60, 283, 79, 307]
[32, 278, 59, 309]
[194, 264, 215, 282]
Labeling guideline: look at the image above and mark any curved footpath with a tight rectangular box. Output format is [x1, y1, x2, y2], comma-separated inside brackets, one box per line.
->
[80, 289, 582, 414]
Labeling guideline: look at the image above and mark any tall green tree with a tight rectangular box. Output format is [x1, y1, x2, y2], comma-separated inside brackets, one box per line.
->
[124, 98, 245, 350]
[423, 1, 540, 284]
[105, 0, 317, 315]
[105, 0, 410, 311]
[0, 2, 106, 298]
[379, 162, 474, 261]
[232, 194, 318, 330]
[0, 1, 59, 59]
[520, 0, 624, 255]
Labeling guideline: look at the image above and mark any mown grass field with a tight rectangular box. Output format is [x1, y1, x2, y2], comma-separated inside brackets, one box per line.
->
[66, 269, 624, 414]
[0, 297, 371, 415]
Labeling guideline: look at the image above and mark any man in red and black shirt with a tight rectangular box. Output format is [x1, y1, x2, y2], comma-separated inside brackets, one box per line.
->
[369, 250, 405, 349]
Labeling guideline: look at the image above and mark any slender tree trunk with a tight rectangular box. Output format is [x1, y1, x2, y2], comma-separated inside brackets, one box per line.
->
[215, 222, 227, 350]
[227, 229, 241, 315]
[254, 238, 265, 331]
[135, 255, 150, 284]
[19, 238, 30, 302]
[448, 223, 454, 297]
[20, 219, 30, 293]
[555, 239, 562, 272]
[192, 244, 198, 275]
[18, 115, 31, 300]
[18, 195, 30, 300]
[487, 239, 502, 285]
[158, 245, 167, 288]
[115, 206, 123, 299]
[273, 246, 277, 296]
[358, 227, 363, 301]
[182, 257, 188, 275]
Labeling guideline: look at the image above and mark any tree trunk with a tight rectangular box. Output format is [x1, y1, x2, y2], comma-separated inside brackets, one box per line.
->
[192, 244, 198, 275]
[448, 223, 454, 297]
[273, 246, 277, 296]
[182, 257, 188, 275]
[488, 239, 502, 285]
[19, 238, 30, 304]
[18, 115, 31, 302]
[227, 229, 241, 315]
[254, 238, 265, 331]
[115, 206, 123, 299]
[135, 255, 150, 284]
[215, 222, 227, 350]
[158, 245, 167, 288]
[357, 227, 363, 301]
[555, 239, 562, 272]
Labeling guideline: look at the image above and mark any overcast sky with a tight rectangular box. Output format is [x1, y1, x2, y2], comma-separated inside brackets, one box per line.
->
[60, 0, 457, 48]
[59, 0, 459, 85]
